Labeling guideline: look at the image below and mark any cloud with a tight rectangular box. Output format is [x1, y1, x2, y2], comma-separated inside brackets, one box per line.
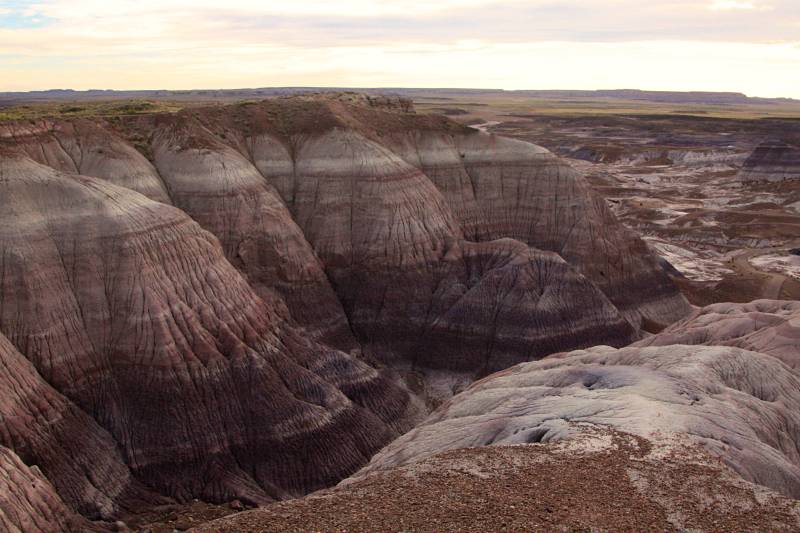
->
[0, 0, 51, 27]
[710, 1, 757, 9]
[0, 1, 798, 96]
[708, 1, 773, 10]
[8, 0, 796, 45]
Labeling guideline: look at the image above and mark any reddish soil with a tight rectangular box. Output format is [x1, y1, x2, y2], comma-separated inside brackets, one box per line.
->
[193, 430, 800, 533]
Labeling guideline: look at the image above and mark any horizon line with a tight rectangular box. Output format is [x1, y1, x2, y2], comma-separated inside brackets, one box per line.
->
[2, 86, 799, 103]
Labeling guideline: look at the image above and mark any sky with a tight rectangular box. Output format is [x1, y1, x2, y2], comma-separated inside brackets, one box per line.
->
[1, 0, 799, 97]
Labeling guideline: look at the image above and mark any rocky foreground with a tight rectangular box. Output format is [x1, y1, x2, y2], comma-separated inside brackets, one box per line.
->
[2, 94, 799, 531]
[197, 427, 800, 533]
[195, 326, 800, 532]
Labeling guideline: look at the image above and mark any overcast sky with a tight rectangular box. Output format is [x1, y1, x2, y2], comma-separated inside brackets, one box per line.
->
[1, 0, 799, 97]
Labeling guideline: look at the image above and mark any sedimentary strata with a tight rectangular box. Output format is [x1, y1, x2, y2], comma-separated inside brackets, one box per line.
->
[741, 140, 800, 182]
[0, 154, 416, 507]
[357, 344, 800, 499]
[0, 96, 694, 526]
[635, 299, 800, 368]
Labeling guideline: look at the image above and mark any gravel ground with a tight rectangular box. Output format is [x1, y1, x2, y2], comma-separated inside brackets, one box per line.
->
[191, 427, 800, 532]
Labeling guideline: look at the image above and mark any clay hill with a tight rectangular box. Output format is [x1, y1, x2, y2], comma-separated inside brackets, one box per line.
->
[0, 93, 718, 530]
[198, 297, 800, 531]
[635, 300, 800, 369]
[205, 332, 800, 532]
[741, 140, 800, 182]
[358, 342, 800, 497]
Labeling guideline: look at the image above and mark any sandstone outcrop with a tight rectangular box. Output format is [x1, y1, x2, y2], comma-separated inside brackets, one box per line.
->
[635, 299, 800, 369]
[357, 344, 800, 499]
[741, 140, 800, 182]
[0, 154, 416, 505]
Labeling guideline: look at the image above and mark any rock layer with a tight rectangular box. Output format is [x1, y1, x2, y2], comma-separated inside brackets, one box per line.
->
[0, 329, 156, 520]
[0, 446, 92, 533]
[245, 124, 636, 379]
[144, 113, 356, 349]
[0, 154, 415, 505]
[741, 140, 800, 182]
[386, 129, 690, 330]
[0, 98, 688, 374]
[358, 344, 800, 499]
[0, 119, 171, 203]
[635, 299, 800, 369]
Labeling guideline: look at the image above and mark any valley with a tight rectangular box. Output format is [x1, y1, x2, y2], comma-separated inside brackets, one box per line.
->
[422, 91, 800, 306]
[0, 90, 799, 532]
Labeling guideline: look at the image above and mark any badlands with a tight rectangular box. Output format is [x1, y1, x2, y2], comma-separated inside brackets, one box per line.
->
[0, 90, 799, 532]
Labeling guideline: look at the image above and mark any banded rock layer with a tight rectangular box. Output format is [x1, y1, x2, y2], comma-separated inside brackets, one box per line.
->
[635, 299, 800, 369]
[239, 125, 635, 378]
[135, 99, 684, 363]
[0, 97, 672, 379]
[741, 140, 800, 182]
[0, 329, 156, 520]
[386, 130, 689, 329]
[0, 119, 171, 203]
[0, 446, 91, 533]
[0, 96, 692, 526]
[0, 154, 416, 507]
[146, 113, 356, 349]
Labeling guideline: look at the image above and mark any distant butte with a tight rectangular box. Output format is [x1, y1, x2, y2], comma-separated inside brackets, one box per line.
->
[741, 140, 800, 182]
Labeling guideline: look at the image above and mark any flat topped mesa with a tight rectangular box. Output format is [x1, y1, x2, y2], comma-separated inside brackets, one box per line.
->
[274, 91, 415, 113]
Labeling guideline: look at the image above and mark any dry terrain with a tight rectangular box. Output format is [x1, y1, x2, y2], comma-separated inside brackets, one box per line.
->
[416, 91, 800, 305]
[1, 89, 799, 532]
[197, 427, 800, 533]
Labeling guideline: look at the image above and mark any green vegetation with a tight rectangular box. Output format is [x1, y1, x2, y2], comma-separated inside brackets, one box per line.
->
[413, 95, 800, 120]
[0, 100, 186, 122]
[3, 91, 800, 124]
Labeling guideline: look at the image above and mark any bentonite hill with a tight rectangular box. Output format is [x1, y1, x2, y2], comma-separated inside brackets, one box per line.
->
[2, 93, 800, 532]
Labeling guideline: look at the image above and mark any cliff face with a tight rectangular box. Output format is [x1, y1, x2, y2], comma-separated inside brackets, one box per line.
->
[0, 96, 691, 524]
[741, 140, 800, 182]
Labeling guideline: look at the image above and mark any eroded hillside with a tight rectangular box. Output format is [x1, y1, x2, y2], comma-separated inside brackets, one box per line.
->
[0, 94, 734, 531]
